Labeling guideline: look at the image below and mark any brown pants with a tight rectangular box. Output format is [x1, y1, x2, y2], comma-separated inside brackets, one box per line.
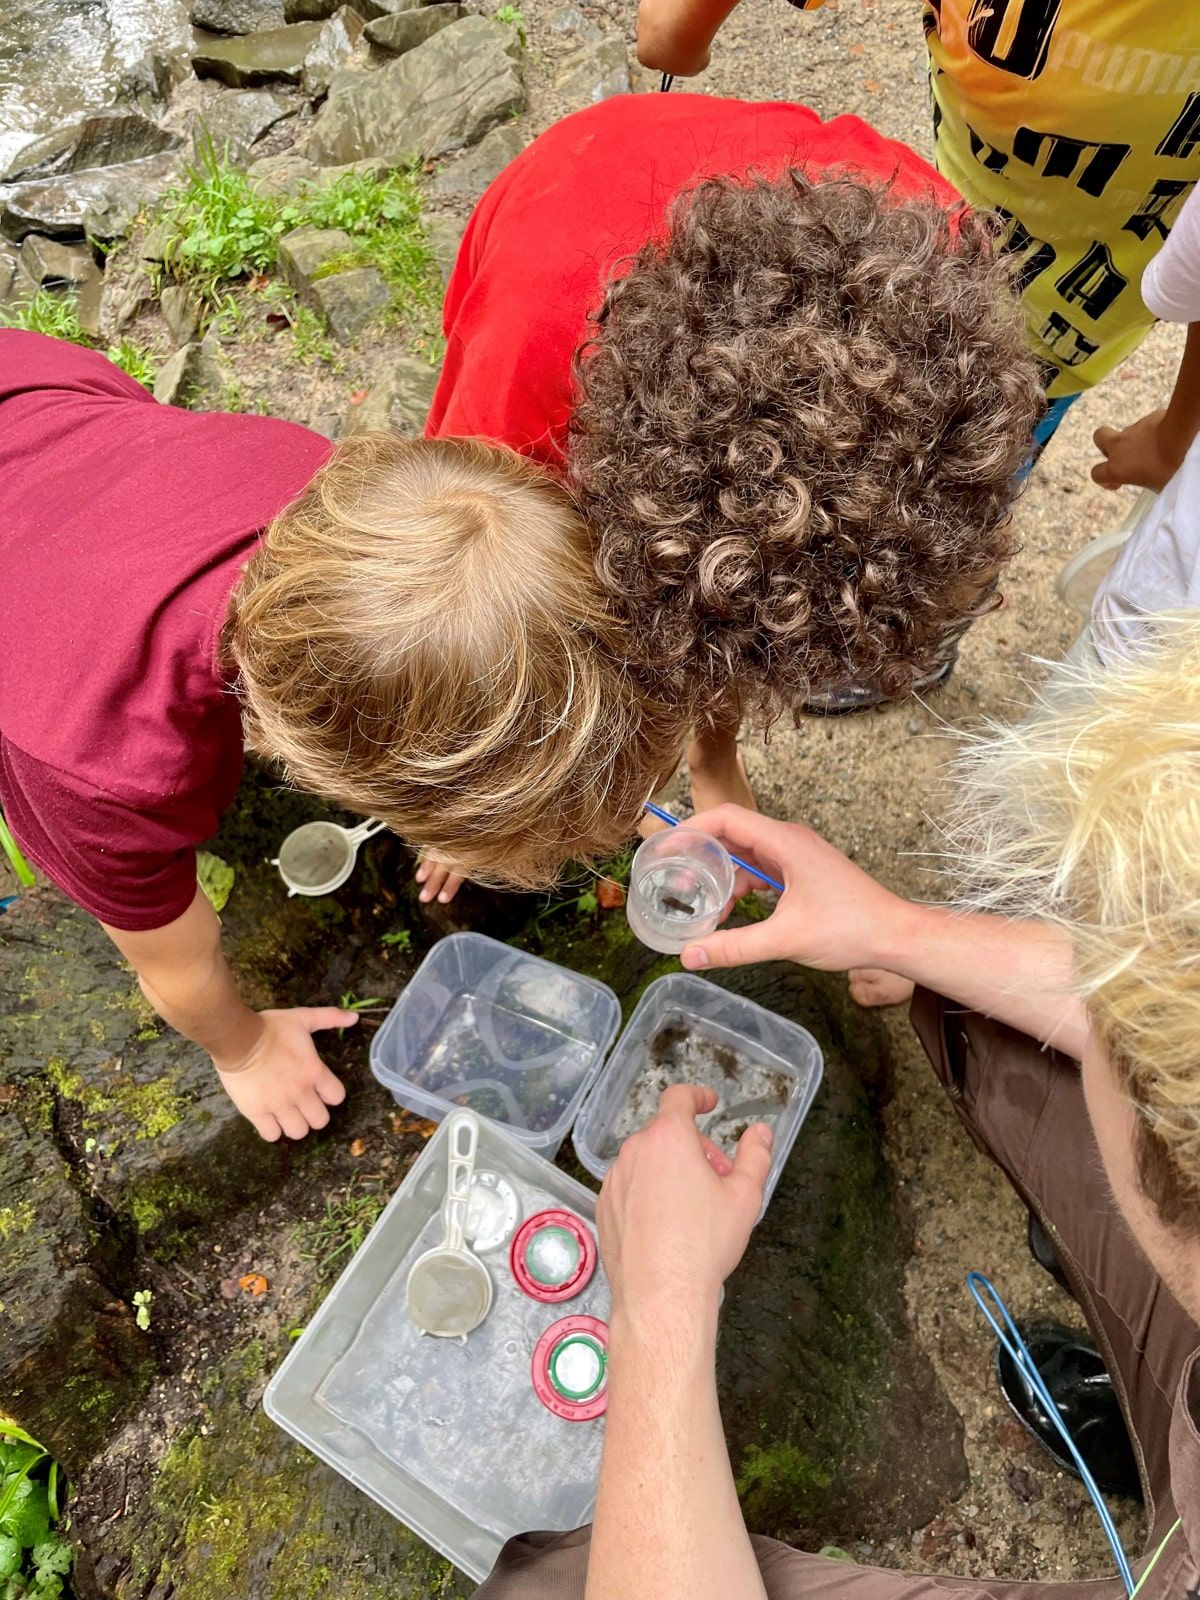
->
[476, 994, 1200, 1600]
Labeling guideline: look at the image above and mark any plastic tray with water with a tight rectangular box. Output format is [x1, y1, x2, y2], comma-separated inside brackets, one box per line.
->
[369, 933, 622, 1155]
[264, 1117, 610, 1583]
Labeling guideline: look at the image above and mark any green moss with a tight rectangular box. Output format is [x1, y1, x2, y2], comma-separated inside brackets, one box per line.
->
[132, 1338, 465, 1599]
[128, 1196, 165, 1235]
[0, 1202, 35, 1241]
[735, 1440, 832, 1526]
[46, 1056, 187, 1141]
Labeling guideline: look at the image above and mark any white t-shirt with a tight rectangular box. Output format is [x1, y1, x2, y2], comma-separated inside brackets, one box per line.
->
[1091, 183, 1200, 666]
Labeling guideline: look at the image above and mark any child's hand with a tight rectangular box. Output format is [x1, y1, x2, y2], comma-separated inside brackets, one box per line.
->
[213, 1007, 351, 1141]
[416, 857, 465, 904]
[677, 804, 911, 975]
[1092, 410, 1186, 491]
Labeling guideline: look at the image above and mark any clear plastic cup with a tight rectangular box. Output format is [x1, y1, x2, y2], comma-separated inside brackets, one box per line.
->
[625, 827, 735, 954]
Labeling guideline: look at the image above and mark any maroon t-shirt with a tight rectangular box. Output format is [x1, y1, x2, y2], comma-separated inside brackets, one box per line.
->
[0, 331, 331, 931]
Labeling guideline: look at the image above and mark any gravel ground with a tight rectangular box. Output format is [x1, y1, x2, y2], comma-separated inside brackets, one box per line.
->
[511, 0, 1177, 1578]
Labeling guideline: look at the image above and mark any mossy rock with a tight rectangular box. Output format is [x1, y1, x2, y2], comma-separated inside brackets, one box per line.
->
[85, 1339, 473, 1600]
[0, 1106, 154, 1475]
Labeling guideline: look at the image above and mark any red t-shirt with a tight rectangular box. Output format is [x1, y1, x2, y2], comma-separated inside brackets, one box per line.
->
[428, 93, 960, 467]
[0, 331, 331, 931]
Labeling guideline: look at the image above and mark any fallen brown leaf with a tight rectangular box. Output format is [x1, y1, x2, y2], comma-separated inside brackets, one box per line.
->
[349, 387, 369, 406]
[863, 79, 882, 91]
[596, 876, 625, 909]
[249, 274, 270, 292]
[390, 1109, 437, 1138]
[238, 1272, 269, 1296]
[349, 1137, 367, 1157]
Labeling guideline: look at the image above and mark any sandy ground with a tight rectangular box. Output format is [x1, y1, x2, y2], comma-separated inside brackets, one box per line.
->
[612, 0, 1177, 1577]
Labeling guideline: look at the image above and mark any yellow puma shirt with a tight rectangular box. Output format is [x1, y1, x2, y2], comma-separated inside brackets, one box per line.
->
[797, 2, 1200, 395]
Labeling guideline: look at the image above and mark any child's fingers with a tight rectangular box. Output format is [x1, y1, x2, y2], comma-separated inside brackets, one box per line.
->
[278, 1104, 311, 1141]
[315, 1066, 346, 1106]
[299, 1091, 332, 1131]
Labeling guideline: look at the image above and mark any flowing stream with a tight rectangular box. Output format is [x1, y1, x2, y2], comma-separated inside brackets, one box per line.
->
[0, 0, 191, 172]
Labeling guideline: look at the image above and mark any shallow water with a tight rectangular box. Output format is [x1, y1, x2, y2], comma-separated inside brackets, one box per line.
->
[0, 0, 190, 173]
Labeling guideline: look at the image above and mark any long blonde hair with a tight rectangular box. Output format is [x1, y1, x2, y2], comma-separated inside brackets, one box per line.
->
[942, 615, 1200, 1232]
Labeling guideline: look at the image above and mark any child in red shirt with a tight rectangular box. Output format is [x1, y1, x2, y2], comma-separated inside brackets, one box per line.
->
[427, 93, 1043, 897]
[0, 335, 681, 1140]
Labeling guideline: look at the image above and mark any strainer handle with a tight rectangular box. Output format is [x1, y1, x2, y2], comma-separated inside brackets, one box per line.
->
[443, 1111, 478, 1253]
[346, 818, 388, 846]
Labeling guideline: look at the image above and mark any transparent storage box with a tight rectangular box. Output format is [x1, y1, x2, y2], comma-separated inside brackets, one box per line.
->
[369, 932, 621, 1155]
[264, 1116, 611, 1584]
[572, 972, 823, 1208]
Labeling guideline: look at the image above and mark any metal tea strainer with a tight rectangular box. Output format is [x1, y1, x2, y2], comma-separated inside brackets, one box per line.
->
[405, 1112, 494, 1340]
[272, 818, 386, 897]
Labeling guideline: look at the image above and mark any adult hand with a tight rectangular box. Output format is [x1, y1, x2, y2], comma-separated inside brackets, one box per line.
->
[678, 804, 909, 974]
[1092, 410, 1186, 491]
[213, 1007, 352, 1141]
[416, 856, 466, 905]
[599, 1084, 772, 1329]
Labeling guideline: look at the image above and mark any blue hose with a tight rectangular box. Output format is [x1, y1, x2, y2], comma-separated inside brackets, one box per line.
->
[967, 1272, 1135, 1594]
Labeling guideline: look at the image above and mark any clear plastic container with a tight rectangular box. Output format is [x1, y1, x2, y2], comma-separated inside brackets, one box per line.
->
[369, 933, 621, 1156]
[625, 826, 736, 954]
[572, 973, 823, 1209]
[264, 1117, 610, 1583]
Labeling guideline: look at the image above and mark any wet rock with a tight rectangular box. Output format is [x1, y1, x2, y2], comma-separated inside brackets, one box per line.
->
[364, 4, 466, 56]
[0, 111, 182, 186]
[344, 352, 439, 433]
[547, 4, 603, 43]
[121, 43, 194, 111]
[99, 267, 157, 337]
[248, 149, 386, 197]
[428, 121, 521, 198]
[307, 16, 524, 166]
[0, 243, 19, 301]
[0, 1092, 153, 1477]
[247, 148, 321, 197]
[554, 33, 630, 103]
[277, 223, 354, 293]
[286, 0, 345, 15]
[161, 283, 204, 345]
[0, 151, 184, 243]
[192, 20, 325, 87]
[312, 265, 391, 340]
[356, 0, 427, 14]
[18, 235, 98, 290]
[193, 88, 296, 163]
[302, 5, 368, 99]
[191, 0, 287, 32]
[424, 209, 467, 284]
[77, 1339, 474, 1599]
[154, 334, 236, 408]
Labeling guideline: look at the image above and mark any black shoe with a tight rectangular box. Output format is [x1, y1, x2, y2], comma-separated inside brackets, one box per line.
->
[995, 1321, 1143, 1502]
[1027, 1212, 1074, 1297]
[800, 658, 956, 717]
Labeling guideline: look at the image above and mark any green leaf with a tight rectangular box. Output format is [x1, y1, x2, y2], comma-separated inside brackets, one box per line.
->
[0, 1535, 21, 1579]
[1, 1479, 50, 1549]
[32, 1537, 72, 1579]
[196, 851, 235, 913]
[44, 1463, 59, 1526]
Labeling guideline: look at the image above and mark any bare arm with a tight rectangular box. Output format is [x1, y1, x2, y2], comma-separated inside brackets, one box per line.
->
[588, 1088, 772, 1600]
[103, 887, 355, 1140]
[635, 0, 743, 76]
[678, 807, 1087, 1059]
[1093, 321, 1200, 492]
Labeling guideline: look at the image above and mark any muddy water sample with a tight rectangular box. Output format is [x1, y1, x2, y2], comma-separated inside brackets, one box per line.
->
[606, 1016, 793, 1159]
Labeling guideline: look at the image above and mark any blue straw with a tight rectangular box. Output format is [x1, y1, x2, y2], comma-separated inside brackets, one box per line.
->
[643, 802, 786, 893]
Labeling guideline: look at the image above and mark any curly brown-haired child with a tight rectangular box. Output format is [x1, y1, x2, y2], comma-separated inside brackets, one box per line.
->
[426, 92, 1044, 895]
